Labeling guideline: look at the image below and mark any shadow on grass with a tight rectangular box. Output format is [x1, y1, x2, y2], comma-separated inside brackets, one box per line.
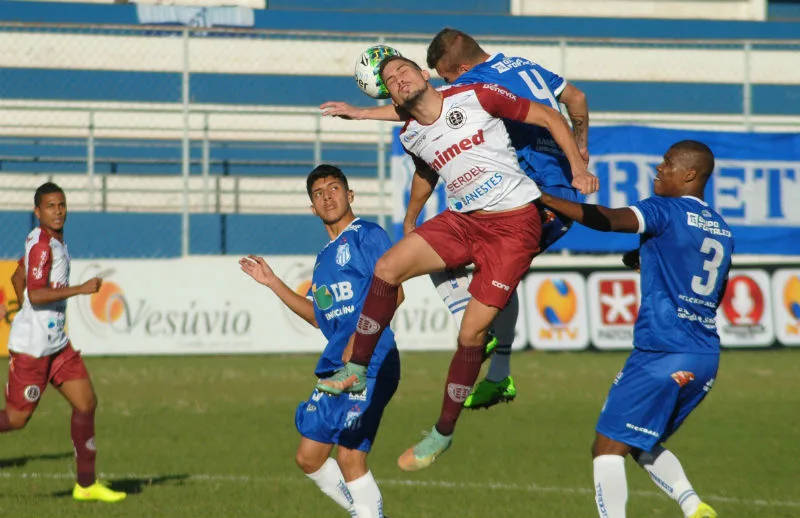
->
[0, 451, 73, 469]
[51, 474, 191, 497]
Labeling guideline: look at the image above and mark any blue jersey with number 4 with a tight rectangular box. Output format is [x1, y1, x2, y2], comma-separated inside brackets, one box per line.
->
[630, 196, 734, 354]
[309, 218, 399, 378]
[453, 53, 572, 189]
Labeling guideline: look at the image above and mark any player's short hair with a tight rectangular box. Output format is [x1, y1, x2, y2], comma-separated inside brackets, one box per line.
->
[670, 140, 715, 177]
[34, 182, 65, 207]
[378, 56, 423, 84]
[306, 164, 350, 199]
[427, 28, 485, 71]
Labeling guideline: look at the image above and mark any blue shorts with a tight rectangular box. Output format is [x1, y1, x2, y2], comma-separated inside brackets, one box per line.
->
[295, 374, 399, 452]
[596, 349, 719, 452]
[537, 185, 578, 252]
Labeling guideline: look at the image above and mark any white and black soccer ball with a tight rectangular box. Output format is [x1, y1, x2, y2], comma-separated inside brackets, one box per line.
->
[353, 45, 402, 99]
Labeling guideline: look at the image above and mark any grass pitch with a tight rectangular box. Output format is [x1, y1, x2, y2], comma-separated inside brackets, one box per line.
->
[0, 349, 797, 517]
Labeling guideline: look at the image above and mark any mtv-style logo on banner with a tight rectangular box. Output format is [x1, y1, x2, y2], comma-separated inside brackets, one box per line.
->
[717, 270, 774, 347]
[772, 269, 800, 347]
[524, 273, 589, 351]
[587, 272, 640, 350]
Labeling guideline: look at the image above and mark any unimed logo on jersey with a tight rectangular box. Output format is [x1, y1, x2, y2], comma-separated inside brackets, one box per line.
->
[598, 279, 638, 325]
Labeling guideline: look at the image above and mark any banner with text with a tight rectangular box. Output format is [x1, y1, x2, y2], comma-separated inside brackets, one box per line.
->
[391, 125, 800, 254]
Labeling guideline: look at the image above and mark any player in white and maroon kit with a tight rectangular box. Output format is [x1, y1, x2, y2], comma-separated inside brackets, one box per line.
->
[2, 182, 126, 503]
[317, 56, 591, 471]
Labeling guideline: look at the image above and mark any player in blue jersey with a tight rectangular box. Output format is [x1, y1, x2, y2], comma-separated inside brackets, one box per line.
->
[321, 28, 597, 410]
[540, 140, 728, 518]
[240, 164, 402, 518]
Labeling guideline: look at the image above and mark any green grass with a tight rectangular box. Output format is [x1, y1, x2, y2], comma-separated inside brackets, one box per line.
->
[0, 349, 798, 517]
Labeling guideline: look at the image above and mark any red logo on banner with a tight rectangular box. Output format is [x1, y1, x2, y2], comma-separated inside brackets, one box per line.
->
[598, 279, 638, 325]
[721, 275, 764, 325]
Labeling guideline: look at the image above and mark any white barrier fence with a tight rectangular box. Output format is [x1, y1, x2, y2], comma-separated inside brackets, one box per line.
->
[64, 256, 800, 356]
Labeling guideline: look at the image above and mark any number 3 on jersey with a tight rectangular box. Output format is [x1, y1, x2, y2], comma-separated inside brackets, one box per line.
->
[691, 237, 725, 296]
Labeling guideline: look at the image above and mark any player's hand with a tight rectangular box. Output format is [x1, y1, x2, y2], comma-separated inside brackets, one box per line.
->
[622, 249, 641, 272]
[239, 255, 278, 288]
[320, 101, 363, 120]
[571, 171, 599, 195]
[80, 277, 102, 294]
[579, 146, 590, 166]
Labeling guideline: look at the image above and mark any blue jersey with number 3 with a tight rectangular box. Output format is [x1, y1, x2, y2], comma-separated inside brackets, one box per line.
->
[308, 218, 399, 378]
[453, 53, 572, 189]
[630, 196, 734, 354]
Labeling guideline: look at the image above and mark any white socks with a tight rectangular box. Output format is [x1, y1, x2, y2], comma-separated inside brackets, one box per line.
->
[635, 447, 702, 517]
[593, 455, 627, 518]
[346, 470, 384, 518]
[306, 458, 357, 516]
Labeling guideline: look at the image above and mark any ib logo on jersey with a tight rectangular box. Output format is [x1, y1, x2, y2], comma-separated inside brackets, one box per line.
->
[536, 278, 577, 338]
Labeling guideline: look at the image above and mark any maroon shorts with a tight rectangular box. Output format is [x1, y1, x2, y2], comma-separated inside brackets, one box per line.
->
[415, 203, 541, 308]
[5, 344, 89, 412]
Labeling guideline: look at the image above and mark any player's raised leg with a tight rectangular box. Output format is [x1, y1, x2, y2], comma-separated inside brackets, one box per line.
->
[317, 232, 447, 395]
[55, 350, 126, 503]
[398, 297, 499, 471]
[464, 291, 518, 409]
[633, 446, 716, 518]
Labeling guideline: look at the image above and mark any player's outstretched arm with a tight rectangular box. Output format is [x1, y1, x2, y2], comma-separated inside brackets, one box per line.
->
[240, 255, 317, 327]
[539, 193, 640, 233]
[403, 165, 439, 235]
[319, 101, 404, 122]
[558, 83, 590, 165]
[28, 278, 102, 306]
[522, 103, 599, 195]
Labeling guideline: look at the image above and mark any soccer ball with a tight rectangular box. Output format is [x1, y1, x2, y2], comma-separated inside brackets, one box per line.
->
[353, 45, 402, 99]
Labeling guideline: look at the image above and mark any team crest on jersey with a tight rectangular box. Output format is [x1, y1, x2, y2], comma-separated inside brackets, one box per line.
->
[445, 107, 467, 129]
[23, 385, 41, 402]
[336, 243, 351, 266]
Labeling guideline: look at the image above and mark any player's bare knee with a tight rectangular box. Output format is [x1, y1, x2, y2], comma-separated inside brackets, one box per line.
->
[7, 411, 32, 430]
[73, 394, 97, 414]
[294, 451, 321, 474]
[456, 328, 485, 349]
[373, 257, 401, 285]
[336, 449, 367, 479]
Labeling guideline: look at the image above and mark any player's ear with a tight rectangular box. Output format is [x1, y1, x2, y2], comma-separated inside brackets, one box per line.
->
[685, 167, 698, 183]
[347, 190, 354, 204]
[422, 69, 431, 81]
[309, 203, 318, 217]
[33, 206, 41, 220]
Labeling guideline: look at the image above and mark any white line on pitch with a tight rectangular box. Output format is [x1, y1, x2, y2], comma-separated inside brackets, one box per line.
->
[1, 471, 798, 509]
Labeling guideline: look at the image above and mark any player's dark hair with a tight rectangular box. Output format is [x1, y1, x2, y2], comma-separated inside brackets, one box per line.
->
[671, 140, 715, 178]
[306, 164, 350, 199]
[378, 56, 423, 84]
[427, 28, 485, 71]
[34, 182, 65, 207]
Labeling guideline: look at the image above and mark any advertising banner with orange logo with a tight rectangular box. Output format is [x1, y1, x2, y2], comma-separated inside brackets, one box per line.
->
[0, 260, 22, 356]
[772, 269, 800, 347]
[67, 257, 459, 356]
[524, 272, 590, 351]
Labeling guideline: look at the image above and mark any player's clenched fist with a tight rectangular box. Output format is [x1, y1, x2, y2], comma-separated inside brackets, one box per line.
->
[571, 171, 600, 196]
[80, 277, 102, 294]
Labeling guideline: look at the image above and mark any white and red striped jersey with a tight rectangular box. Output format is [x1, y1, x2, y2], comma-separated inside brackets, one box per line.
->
[8, 227, 71, 357]
[400, 83, 542, 213]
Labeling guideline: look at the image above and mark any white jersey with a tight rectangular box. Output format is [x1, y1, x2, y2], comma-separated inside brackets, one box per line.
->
[8, 227, 71, 357]
[400, 82, 542, 213]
